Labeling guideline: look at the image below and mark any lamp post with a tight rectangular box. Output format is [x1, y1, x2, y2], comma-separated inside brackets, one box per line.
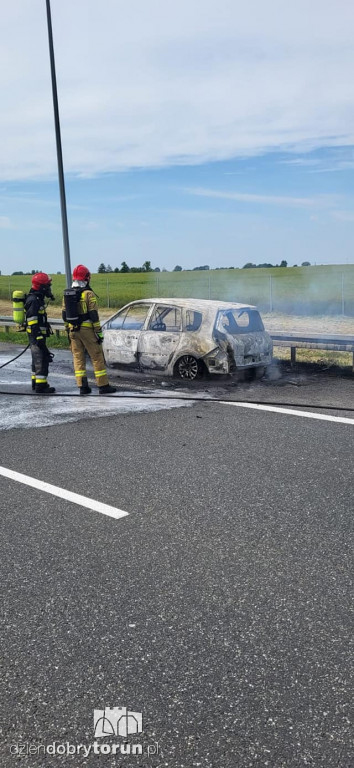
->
[45, 0, 72, 287]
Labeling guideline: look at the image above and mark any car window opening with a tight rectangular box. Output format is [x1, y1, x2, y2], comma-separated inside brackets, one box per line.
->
[149, 306, 181, 332]
[110, 304, 151, 330]
[185, 310, 203, 332]
[217, 309, 264, 335]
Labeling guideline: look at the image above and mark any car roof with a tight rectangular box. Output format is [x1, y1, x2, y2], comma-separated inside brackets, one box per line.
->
[126, 298, 257, 311]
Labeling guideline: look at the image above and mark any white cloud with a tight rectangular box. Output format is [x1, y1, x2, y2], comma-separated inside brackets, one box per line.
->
[331, 210, 354, 222]
[0, 216, 12, 228]
[181, 186, 335, 209]
[282, 149, 354, 173]
[78, 220, 100, 231]
[279, 158, 322, 167]
[1, 0, 354, 180]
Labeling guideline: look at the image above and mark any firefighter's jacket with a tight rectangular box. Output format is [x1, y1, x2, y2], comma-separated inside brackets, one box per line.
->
[62, 289, 102, 334]
[24, 290, 51, 344]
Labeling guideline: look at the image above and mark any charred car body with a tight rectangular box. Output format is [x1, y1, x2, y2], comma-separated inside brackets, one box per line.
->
[102, 298, 273, 380]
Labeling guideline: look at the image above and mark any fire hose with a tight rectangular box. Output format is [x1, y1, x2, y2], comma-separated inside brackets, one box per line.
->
[0, 388, 352, 411]
[0, 344, 30, 369]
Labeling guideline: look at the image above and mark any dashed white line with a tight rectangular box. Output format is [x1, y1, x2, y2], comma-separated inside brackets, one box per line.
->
[221, 400, 354, 425]
[0, 466, 129, 520]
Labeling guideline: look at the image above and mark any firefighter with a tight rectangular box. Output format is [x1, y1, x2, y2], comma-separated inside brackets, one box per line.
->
[25, 272, 55, 394]
[62, 264, 116, 395]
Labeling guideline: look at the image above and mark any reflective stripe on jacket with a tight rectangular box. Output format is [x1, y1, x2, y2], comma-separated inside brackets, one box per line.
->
[24, 290, 50, 343]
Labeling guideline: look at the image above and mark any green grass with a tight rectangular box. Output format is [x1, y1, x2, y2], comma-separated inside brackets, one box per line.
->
[0, 329, 69, 349]
[1, 264, 354, 315]
[273, 346, 353, 369]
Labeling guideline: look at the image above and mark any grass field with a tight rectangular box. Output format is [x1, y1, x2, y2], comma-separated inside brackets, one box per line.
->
[0, 330, 70, 348]
[1, 264, 354, 315]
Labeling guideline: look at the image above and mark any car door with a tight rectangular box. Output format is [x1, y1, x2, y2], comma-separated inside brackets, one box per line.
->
[138, 304, 182, 370]
[103, 303, 152, 366]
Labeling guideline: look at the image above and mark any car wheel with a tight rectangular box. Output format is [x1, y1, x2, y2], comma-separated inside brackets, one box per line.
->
[254, 366, 266, 379]
[175, 355, 203, 380]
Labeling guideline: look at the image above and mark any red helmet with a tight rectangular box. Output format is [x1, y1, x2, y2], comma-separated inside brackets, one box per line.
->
[31, 272, 52, 291]
[72, 264, 91, 282]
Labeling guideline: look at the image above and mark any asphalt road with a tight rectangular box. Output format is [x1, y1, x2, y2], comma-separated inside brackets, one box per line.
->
[0, 348, 353, 767]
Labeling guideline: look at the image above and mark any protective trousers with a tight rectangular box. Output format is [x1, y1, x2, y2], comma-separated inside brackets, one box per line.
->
[69, 327, 109, 388]
[30, 343, 50, 387]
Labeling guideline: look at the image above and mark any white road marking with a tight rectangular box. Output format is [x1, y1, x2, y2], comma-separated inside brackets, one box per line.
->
[221, 400, 354, 425]
[0, 466, 129, 520]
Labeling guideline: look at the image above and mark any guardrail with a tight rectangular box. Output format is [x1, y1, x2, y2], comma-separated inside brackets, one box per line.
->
[1, 316, 354, 370]
[0, 316, 64, 337]
[272, 332, 354, 369]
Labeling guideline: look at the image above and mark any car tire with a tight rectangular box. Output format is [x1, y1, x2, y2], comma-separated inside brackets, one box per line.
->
[174, 355, 204, 380]
[243, 366, 265, 382]
[254, 366, 266, 379]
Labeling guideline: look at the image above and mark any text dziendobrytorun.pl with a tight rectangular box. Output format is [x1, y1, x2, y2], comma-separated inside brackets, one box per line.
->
[9, 740, 161, 758]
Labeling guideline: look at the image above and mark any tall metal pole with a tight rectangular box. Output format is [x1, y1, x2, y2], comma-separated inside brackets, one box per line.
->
[45, 0, 72, 287]
[269, 275, 273, 313]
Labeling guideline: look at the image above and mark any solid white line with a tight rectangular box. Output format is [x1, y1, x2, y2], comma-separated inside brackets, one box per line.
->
[220, 400, 354, 425]
[0, 466, 129, 520]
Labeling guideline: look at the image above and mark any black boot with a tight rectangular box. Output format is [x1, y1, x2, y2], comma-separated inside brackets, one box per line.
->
[99, 384, 117, 394]
[35, 383, 56, 394]
[31, 378, 36, 391]
[80, 377, 92, 396]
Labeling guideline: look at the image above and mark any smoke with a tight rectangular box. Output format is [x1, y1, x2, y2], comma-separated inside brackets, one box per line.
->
[1, 266, 353, 319]
[194, 266, 354, 318]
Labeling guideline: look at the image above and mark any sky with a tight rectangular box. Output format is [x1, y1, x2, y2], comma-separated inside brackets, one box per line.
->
[1, 0, 354, 275]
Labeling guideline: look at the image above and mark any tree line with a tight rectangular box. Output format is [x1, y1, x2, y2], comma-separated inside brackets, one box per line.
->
[98, 261, 157, 273]
[99, 261, 312, 273]
[242, 261, 311, 268]
[9, 261, 311, 277]
[11, 270, 62, 276]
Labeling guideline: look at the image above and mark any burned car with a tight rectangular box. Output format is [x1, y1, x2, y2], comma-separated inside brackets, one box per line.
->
[102, 298, 273, 379]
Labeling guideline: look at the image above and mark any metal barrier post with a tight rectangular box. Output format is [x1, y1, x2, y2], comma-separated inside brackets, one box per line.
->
[269, 275, 273, 312]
